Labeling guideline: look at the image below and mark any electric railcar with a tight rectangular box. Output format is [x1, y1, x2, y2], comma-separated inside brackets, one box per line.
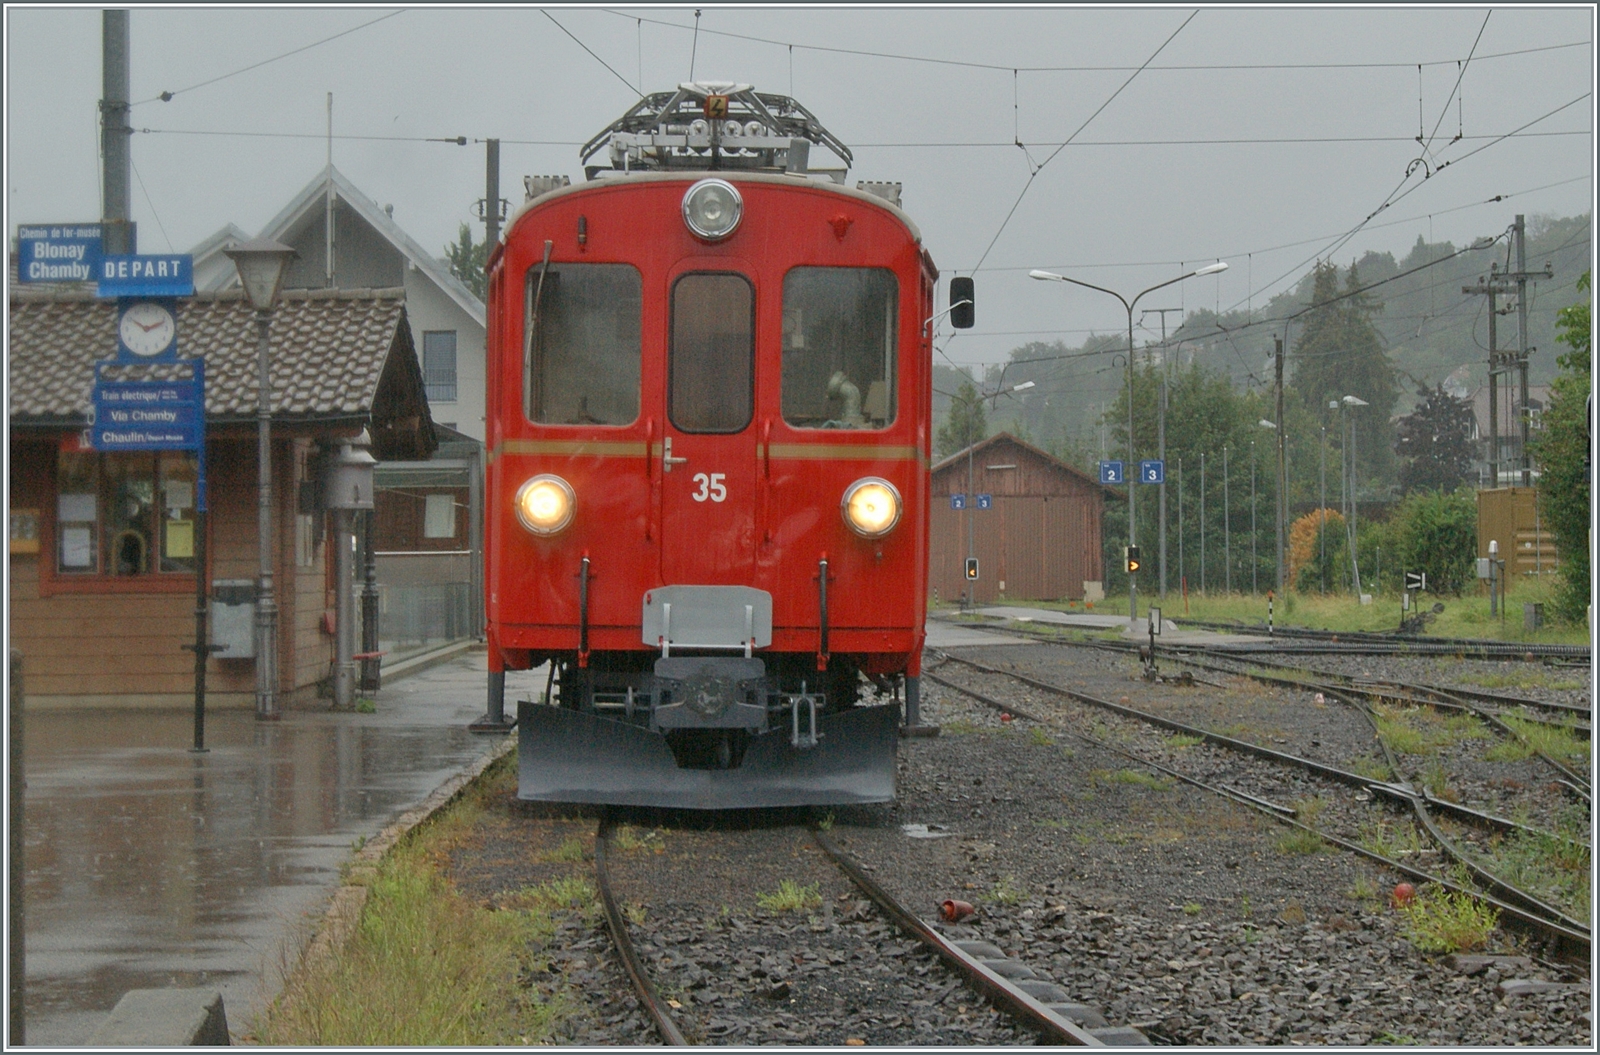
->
[484, 83, 972, 808]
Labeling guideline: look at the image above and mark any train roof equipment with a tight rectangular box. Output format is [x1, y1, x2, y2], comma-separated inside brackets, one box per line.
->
[580, 81, 853, 182]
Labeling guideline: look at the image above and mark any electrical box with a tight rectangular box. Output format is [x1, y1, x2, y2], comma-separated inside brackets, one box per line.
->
[211, 579, 256, 658]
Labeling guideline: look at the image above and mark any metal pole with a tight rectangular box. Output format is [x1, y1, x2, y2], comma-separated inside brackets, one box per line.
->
[1516, 214, 1531, 487]
[1199, 452, 1206, 593]
[100, 9, 134, 255]
[1223, 445, 1231, 594]
[1320, 423, 1327, 593]
[361, 508, 381, 692]
[1177, 457, 1184, 593]
[966, 419, 974, 609]
[1126, 305, 1137, 624]
[9, 649, 24, 1045]
[485, 139, 502, 248]
[189, 506, 210, 751]
[1348, 410, 1362, 594]
[1158, 372, 1167, 598]
[1251, 441, 1258, 594]
[255, 310, 279, 719]
[333, 508, 356, 709]
[1488, 272, 1499, 487]
[1273, 336, 1286, 595]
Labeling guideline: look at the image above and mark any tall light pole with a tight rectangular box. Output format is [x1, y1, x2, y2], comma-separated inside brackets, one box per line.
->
[225, 238, 297, 720]
[1257, 419, 1279, 590]
[1031, 262, 1227, 624]
[1142, 306, 1184, 599]
[1341, 395, 1368, 594]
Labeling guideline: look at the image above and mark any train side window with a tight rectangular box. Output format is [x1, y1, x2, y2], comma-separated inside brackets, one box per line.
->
[525, 263, 642, 426]
[781, 267, 897, 429]
[669, 272, 754, 433]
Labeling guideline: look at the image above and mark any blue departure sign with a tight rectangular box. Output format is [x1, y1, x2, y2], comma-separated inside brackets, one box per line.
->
[1099, 460, 1125, 485]
[97, 254, 194, 298]
[91, 366, 205, 451]
[1139, 459, 1165, 484]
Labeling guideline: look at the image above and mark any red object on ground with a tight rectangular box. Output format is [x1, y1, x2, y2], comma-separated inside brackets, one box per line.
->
[941, 898, 975, 922]
[1392, 882, 1416, 906]
[999, 713, 1013, 723]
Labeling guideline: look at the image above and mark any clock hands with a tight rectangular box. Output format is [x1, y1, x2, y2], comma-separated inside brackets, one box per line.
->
[134, 318, 169, 332]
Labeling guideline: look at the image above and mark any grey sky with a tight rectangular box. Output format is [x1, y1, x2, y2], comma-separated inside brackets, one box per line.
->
[6, 5, 1594, 372]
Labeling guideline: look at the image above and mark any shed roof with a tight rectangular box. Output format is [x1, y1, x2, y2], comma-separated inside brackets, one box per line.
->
[8, 286, 436, 459]
[931, 431, 1120, 498]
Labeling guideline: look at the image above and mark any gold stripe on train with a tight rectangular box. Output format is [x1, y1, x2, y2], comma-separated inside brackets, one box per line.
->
[493, 439, 650, 462]
[768, 443, 922, 463]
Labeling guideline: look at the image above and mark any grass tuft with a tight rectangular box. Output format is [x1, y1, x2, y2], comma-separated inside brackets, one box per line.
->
[1276, 827, 1327, 855]
[1395, 885, 1499, 953]
[1485, 714, 1589, 766]
[984, 875, 1027, 904]
[756, 879, 821, 913]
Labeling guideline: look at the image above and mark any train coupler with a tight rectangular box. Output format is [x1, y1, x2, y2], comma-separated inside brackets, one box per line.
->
[788, 686, 823, 750]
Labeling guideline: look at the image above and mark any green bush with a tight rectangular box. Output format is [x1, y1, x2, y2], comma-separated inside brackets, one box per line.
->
[1389, 488, 1477, 595]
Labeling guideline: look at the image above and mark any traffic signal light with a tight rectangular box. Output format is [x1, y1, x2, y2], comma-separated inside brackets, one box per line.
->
[1125, 545, 1141, 574]
[965, 557, 979, 581]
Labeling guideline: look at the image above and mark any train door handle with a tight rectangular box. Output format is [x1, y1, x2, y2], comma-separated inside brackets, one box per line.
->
[663, 436, 688, 472]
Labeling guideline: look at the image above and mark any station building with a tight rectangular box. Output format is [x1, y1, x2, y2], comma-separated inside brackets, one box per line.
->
[929, 432, 1116, 606]
[7, 286, 435, 708]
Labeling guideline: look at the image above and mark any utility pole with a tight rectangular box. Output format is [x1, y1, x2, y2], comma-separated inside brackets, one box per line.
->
[1464, 235, 1550, 488]
[1273, 335, 1286, 594]
[100, 9, 135, 254]
[480, 139, 505, 249]
[1142, 306, 1183, 600]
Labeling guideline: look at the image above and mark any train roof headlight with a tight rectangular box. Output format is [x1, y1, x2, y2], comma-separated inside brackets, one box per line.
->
[515, 474, 575, 536]
[682, 178, 743, 241]
[842, 477, 902, 539]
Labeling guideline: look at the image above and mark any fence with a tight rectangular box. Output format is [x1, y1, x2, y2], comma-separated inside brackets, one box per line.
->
[374, 551, 478, 659]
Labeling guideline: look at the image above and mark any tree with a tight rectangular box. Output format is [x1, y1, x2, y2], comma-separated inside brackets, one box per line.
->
[1389, 487, 1477, 594]
[1532, 270, 1591, 621]
[1394, 384, 1475, 493]
[443, 223, 488, 301]
[1291, 261, 1399, 488]
[936, 380, 987, 457]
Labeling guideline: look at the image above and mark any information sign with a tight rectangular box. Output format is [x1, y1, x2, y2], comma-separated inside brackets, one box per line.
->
[16, 224, 102, 283]
[1098, 460, 1125, 485]
[1139, 459, 1165, 484]
[950, 493, 966, 510]
[975, 494, 993, 510]
[1404, 571, 1427, 592]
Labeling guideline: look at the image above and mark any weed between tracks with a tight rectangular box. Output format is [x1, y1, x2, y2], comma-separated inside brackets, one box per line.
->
[1484, 714, 1589, 766]
[756, 879, 822, 913]
[1394, 885, 1500, 953]
[1373, 704, 1488, 755]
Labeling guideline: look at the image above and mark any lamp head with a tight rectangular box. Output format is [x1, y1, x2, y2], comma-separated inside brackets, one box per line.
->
[1029, 269, 1064, 281]
[1341, 395, 1369, 407]
[1258, 419, 1277, 429]
[1012, 381, 1036, 392]
[224, 237, 298, 311]
[1193, 261, 1229, 277]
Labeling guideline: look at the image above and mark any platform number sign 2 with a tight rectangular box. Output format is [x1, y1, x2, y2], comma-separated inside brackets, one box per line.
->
[692, 473, 727, 502]
[1098, 460, 1125, 485]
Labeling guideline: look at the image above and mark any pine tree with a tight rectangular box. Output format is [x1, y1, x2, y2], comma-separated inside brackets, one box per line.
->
[443, 223, 488, 301]
[1394, 384, 1475, 493]
[936, 380, 987, 457]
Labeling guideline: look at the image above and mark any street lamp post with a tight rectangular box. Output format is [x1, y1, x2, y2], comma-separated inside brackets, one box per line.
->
[1341, 395, 1368, 594]
[1031, 262, 1226, 624]
[225, 238, 297, 720]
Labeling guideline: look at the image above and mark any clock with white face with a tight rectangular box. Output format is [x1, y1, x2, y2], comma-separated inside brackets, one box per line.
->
[118, 300, 177, 357]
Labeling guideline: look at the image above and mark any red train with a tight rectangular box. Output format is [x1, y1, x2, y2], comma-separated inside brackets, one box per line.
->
[484, 83, 972, 808]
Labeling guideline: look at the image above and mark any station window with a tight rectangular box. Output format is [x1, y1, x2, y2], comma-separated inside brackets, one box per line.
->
[670, 272, 754, 433]
[55, 450, 198, 577]
[781, 268, 897, 430]
[525, 263, 642, 425]
[423, 330, 458, 404]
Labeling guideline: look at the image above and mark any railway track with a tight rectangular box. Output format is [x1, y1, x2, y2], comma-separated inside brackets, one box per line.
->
[591, 813, 1145, 1046]
[1167, 618, 1593, 661]
[925, 648, 1591, 965]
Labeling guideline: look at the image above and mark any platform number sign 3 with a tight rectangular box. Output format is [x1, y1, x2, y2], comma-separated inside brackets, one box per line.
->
[1139, 459, 1164, 484]
[692, 472, 727, 502]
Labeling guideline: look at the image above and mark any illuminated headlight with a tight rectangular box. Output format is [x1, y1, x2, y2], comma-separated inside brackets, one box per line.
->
[514, 474, 575, 536]
[682, 178, 743, 241]
[842, 477, 902, 538]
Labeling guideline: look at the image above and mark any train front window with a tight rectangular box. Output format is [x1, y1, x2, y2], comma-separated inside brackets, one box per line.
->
[781, 267, 898, 429]
[525, 263, 641, 425]
[669, 273, 754, 433]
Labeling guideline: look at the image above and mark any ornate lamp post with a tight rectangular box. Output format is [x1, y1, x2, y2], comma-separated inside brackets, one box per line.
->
[224, 238, 296, 720]
[1031, 262, 1227, 625]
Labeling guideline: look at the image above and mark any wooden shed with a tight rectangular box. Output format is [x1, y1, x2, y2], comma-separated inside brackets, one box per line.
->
[929, 433, 1116, 605]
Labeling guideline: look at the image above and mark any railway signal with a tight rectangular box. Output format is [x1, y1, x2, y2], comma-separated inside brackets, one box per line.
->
[966, 557, 980, 581]
[1124, 545, 1141, 574]
[1405, 571, 1426, 592]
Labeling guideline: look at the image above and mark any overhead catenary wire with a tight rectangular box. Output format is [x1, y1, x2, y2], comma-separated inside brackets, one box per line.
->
[137, 10, 405, 105]
[543, 9, 641, 98]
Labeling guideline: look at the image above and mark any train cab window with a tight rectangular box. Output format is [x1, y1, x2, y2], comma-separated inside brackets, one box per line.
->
[670, 273, 754, 433]
[525, 263, 641, 425]
[781, 267, 898, 429]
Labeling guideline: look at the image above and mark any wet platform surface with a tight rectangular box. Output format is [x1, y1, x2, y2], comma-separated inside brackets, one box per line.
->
[17, 650, 545, 1046]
